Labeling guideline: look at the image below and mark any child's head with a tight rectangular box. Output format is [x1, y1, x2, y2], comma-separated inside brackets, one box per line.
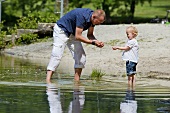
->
[126, 26, 138, 40]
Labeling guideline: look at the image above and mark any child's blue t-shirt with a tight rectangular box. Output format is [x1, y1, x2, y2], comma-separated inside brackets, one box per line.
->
[57, 8, 94, 37]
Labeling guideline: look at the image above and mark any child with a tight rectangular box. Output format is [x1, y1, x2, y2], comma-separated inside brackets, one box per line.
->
[112, 26, 139, 86]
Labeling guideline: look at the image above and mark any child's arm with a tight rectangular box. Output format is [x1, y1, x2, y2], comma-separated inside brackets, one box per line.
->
[112, 46, 130, 50]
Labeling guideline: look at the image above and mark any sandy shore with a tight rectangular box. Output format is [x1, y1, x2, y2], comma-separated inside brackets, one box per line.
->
[3, 24, 170, 81]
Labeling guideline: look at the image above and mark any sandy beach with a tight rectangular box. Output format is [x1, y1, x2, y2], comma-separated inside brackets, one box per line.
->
[3, 24, 170, 81]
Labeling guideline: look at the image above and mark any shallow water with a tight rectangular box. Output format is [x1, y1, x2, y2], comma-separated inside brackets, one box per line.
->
[0, 54, 170, 113]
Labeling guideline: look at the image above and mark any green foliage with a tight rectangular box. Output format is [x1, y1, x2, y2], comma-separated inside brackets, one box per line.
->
[0, 10, 58, 48]
[116, 5, 131, 17]
[0, 31, 7, 49]
[17, 11, 59, 29]
[0, 21, 6, 49]
[3, 0, 50, 17]
[67, 0, 152, 23]
[90, 68, 106, 80]
[68, 0, 91, 8]
[165, 21, 170, 24]
[16, 33, 38, 45]
[2, 0, 169, 25]
[1, 0, 59, 48]
[17, 12, 38, 29]
[33, 11, 59, 23]
[7, 25, 17, 34]
[2, 0, 60, 26]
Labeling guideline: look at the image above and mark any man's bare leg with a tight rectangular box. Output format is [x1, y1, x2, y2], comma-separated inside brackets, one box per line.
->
[74, 68, 82, 81]
[46, 70, 53, 83]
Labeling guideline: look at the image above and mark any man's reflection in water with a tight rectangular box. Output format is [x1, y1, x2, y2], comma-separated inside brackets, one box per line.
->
[46, 82, 85, 113]
[46, 84, 62, 113]
[68, 82, 85, 113]
[120, 86, 137, 113]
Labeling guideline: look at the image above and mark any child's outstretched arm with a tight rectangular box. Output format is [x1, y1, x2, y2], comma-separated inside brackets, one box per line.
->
[112, 46, 130, 50]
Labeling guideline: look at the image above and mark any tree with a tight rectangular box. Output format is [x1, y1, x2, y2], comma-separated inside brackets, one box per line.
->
[120, 0, 152, 23]
[68, 0, 152, 24]
[2, 0, 57, 26]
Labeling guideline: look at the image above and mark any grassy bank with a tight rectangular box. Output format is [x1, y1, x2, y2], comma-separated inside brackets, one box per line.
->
[98, 0, 170, 24]
[135, 0, 170, 18]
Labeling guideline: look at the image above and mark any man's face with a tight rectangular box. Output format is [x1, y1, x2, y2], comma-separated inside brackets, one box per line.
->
[92, 16, 105, 25]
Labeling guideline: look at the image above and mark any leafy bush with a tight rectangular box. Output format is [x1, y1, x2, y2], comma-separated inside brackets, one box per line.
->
[0, 21, 7, 49]
[0, 11, 59, 48]
[0, 31, 7, 49]
[16, 33, 38, 45]
[35, 11, 59, 23]
[17, 11, 59, 29]
[17, 12, 38, 29]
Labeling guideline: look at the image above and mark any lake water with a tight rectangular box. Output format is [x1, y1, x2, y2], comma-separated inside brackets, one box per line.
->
[0, 54, 170, 113]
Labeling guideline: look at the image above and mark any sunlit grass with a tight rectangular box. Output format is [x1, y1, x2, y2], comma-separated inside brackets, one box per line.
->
[90, 68, 106, 80]
[135, 0, 170, 18]
[106, 39, 121, 46]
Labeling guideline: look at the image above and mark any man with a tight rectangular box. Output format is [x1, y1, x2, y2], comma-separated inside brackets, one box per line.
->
[46, 8, 106, 83]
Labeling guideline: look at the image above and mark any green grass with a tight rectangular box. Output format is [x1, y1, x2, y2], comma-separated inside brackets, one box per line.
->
[90, 69, 106, 80]
[135, 0, 170, 18]
[83, 0, 170, 19]
[109, 0, 170, 24]
[106, 39, 121, 46]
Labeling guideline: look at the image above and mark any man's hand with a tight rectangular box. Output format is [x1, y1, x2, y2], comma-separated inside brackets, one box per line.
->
[94, 40, 104, 48]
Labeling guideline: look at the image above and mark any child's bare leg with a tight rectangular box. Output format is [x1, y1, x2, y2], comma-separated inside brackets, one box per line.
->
[128, 74, 136, 87]
[132, 74, 136, 86]
[128, 75, 133, 87]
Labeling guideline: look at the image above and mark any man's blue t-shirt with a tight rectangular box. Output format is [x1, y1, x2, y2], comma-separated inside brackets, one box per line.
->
[57, 8, 94, 37]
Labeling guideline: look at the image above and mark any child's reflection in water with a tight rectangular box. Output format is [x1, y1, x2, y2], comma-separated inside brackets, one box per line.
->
[120, 86, 137, 113]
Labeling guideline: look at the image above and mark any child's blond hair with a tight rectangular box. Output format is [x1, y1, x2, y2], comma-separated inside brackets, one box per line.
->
[127, 26, 138, 37]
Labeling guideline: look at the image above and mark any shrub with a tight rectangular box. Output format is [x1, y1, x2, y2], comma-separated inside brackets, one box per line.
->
[16, 33, 38, 45]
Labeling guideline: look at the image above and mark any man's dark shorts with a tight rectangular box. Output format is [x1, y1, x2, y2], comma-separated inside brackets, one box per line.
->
[126, 61, 137, 76]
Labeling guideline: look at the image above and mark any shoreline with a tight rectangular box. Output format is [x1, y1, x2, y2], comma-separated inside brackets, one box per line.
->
[2, 24, 170, 81]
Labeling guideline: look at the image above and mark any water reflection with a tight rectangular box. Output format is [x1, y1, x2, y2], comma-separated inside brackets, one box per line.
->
[46, 82, 85, 113]
[46, 84, 62, 113]
[68, 82, 85, 113]
[1, 54, 170, 113]
[120, 86, 137, 113]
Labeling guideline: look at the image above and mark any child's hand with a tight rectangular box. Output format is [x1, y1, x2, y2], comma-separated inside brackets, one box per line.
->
[112, 46, 118, 50]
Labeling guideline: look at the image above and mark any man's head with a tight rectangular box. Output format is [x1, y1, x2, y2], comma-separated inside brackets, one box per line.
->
[91, 9, 106, 25]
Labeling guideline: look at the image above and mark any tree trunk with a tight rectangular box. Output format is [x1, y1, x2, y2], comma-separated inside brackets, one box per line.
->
[102, 0, 112, 24]
[130, 0, 136, 22]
